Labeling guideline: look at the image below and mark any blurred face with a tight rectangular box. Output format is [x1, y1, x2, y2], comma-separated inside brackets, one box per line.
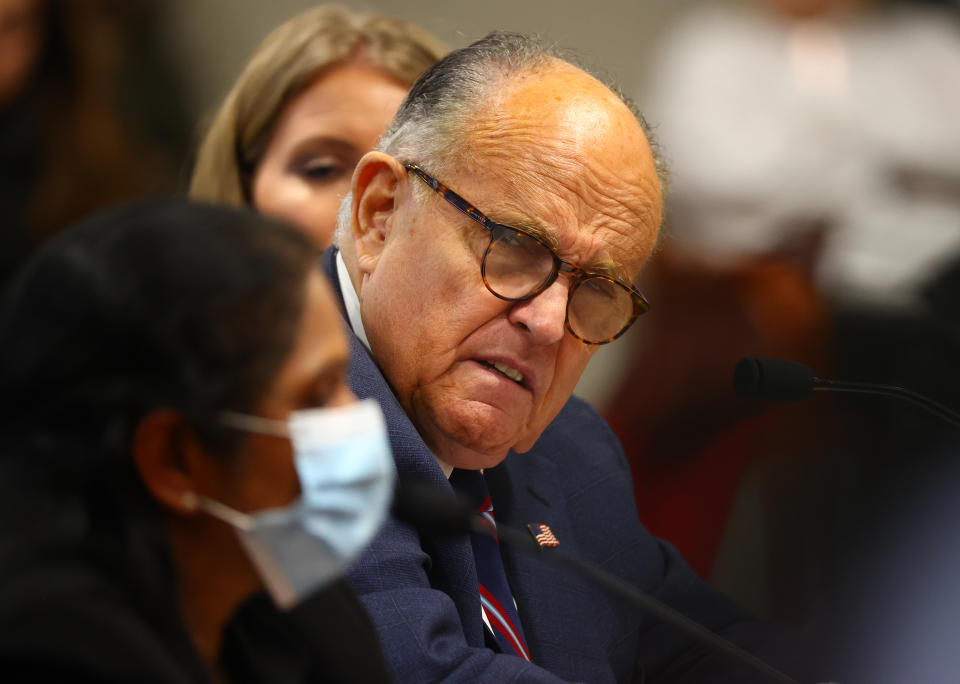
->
[354, 63, 661, 469]
[252, 62, 410, 248]
[197, 271, 353, 513]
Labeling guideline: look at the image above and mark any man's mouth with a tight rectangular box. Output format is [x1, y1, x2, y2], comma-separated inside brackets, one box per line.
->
[478, 359, 525, 386]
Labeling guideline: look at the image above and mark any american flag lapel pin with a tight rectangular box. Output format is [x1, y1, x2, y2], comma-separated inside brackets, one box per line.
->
[526, 523, 559, 548]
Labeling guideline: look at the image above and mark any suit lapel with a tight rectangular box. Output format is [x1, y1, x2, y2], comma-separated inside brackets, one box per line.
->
[486, 446, 585, 665]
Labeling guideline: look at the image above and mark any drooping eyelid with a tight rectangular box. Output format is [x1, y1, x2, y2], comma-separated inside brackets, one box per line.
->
[583, 259, 632, 285]
[300, 155, 339, 169]
[580, 276, 620, 299]
[286, 137, 358, 169]
[492, 214, 559, 251]
[291, 153, 343, 175]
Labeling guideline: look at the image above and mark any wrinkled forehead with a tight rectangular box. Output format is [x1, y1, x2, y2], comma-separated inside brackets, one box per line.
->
[447, 64, 661, 282]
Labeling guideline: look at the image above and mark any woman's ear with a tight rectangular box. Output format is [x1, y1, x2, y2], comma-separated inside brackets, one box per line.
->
[132, 409, 202, 516]
[350, 152, 406, 279]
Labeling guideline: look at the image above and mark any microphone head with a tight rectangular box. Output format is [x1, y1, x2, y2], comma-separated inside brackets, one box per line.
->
[734, 357, 814, 401]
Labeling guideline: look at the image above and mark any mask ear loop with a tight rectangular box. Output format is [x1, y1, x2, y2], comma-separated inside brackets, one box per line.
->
[180, 491, 256, 531]
[219, 411, 290, 438]
[180, 490, 200, 511]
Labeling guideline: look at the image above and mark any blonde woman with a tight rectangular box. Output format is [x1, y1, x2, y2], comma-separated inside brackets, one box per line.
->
[190, 5, 446, 247]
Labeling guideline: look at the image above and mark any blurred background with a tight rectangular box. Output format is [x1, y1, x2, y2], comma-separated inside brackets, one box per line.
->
[2, 0, 959, 678]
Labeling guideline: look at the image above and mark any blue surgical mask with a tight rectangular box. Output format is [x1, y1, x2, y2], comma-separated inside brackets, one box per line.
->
[184, 399, 394, 610]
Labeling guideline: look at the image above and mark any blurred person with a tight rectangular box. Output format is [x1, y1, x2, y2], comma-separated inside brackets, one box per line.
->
[646, 0, 960, 310]
[189, 4, 447, 248]
[0, 200, 394, 682]
[602, 0, 960, 620]
[604, 247, 833, 589]
[0, 0, 191, 291]
[330, 31, 815, 682]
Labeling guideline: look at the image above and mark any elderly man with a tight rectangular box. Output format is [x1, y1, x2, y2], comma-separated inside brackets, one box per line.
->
[326, 32, 803, 683]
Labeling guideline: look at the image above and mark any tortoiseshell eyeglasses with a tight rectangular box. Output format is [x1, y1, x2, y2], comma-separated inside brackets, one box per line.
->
[404, 163, 649, 344]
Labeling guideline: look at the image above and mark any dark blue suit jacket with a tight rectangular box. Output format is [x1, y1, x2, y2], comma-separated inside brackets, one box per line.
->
[324, 249, 804, 683]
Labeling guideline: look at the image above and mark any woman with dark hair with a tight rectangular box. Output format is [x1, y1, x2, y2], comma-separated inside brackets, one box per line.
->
[0, 199, 393, 682]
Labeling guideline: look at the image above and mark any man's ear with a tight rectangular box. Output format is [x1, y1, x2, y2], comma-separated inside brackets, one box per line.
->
[350, 152, 406, 279]
[132, 409, 203, 516]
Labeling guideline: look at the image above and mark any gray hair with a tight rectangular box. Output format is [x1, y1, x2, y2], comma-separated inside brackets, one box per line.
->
[336, 31, 666, 247]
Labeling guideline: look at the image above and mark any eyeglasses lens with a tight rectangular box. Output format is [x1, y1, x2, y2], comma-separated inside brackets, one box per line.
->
[483, 229, 634, 343]
[483, 230, 555, 299]
[568, 277, 634, 342]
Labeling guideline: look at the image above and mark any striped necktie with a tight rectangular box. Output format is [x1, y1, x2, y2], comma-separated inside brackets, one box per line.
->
[450, 468, 531, 661]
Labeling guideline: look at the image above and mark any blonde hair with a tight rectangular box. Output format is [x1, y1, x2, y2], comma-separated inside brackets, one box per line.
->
[189, 4, 447, 206]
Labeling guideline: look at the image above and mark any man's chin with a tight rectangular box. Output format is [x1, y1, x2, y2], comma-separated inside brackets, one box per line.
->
[422, 417, 518, 470]
[444, 427, 543, 466]
[439, 399, 553, 460]
[415, 392, 553, 468]
[448, 447, 511, 471]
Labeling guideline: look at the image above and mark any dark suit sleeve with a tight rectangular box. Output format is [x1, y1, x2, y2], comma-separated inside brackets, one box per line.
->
[347, 516, 579, 683]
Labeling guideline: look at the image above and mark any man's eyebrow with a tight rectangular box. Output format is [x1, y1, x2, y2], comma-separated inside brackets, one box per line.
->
[491, 211, 559, 250]
[491, 211, 631, 284]
[585, 255, 629, 283]
[429, 172, 549, 245]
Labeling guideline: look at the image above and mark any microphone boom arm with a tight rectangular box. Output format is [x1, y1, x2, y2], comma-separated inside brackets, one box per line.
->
[813, 377, 960, 429]
[483, 519, 801, 684]
[734, 357, 960, 430]
[397, 479, 801, 684]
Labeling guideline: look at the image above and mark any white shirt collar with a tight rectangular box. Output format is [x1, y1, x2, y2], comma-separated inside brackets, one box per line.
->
[336, 250, 371, 353]
[335, 251, 454, 478]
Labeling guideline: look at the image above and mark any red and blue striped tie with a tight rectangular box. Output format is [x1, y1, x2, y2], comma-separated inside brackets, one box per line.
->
[450, 468, 531, 661]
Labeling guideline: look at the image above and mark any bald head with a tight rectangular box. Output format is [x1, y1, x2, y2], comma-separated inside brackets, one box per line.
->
[375, 32, 665, 186]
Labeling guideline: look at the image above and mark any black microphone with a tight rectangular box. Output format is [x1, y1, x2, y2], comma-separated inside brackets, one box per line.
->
[734, 357, 960, 429]
[393, 480, 799, 684]
[393, 478, 475, 535]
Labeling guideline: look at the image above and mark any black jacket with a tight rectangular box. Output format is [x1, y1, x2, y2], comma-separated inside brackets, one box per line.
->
[0, 481, 392, 683]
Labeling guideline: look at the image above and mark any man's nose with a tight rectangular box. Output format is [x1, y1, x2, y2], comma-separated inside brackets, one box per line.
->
[507, 279, 569, 345]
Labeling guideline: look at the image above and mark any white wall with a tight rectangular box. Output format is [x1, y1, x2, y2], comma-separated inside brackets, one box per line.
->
[163, 0, 715, 135]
